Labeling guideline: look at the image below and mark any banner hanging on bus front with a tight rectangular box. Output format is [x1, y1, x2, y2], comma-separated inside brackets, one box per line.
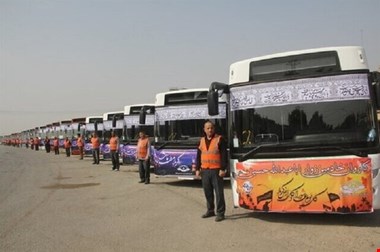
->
[230, 73, 370, 111]
[235, 157, 373, 213]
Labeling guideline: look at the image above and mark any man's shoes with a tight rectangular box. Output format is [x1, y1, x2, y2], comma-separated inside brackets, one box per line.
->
[201, 212, 215, 218]
[215, 215, 225, 222]
[145, 179, 150, 184]
[139, 180, 145, 183]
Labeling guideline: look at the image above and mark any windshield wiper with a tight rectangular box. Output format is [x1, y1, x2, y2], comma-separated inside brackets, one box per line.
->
[291, 146, 368, 158]
[156, 139, 200, 150]
[156, 142, 170, 150]
[237, 144, 368, 163]
[238, 145, 269, 162]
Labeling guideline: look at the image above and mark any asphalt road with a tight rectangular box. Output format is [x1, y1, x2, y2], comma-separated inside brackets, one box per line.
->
[0, 145, 379, 252]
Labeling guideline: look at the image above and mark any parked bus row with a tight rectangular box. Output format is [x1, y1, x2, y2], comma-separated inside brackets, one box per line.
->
[1, 89, 225, 180]
[2, 46, 380, 214]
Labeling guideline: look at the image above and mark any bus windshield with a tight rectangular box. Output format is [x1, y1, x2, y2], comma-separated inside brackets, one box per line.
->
[124, 114, 154, 142]
[126, 125, 154, 142]
[156, 119, 226, 146]
[231, 73, 378, 155]
[103, 129, 123, 143]
[233, 99, 376, 148]
[155, 104, 227, 147]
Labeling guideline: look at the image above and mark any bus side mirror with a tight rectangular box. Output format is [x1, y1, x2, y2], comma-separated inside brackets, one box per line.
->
[140, 105, 154, 125]
[372, 72, 380, 109]
[208, 81, 229, 116]
[375, 83, 380, 109]
[112, 116, 117, 128]
[208, 90, 219, 116]
[139, 109, 146, 125]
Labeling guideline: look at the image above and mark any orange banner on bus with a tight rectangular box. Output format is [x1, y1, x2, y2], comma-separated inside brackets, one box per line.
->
[235, 158, 373, 213]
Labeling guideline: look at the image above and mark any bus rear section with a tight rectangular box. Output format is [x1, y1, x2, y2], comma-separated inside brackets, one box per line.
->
[208, 46, 380, 213]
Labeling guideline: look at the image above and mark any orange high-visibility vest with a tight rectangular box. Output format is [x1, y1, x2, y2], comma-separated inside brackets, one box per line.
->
[109, 137, 118, 151]
[91, 137, 100, 149]
[77, 137, 83, 147]
[137, 138, 149, 159]
[199, 135, 221, 169]
[53, 139, 59, 147]
[64, 140, 71, 148]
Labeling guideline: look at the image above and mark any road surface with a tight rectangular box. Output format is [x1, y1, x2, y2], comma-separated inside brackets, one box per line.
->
[0, 145, 379, 252]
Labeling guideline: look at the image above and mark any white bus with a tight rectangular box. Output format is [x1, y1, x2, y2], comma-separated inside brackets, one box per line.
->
[50, 121, 65, 148]
[122, 104, 155, 164]
[102, 111, 124, 160]
[84, 116, 104, 156]
[208, 46, 380, 213]
[37, 126, 47, 149]
[59, 120, 73, 141]
[152, 88, 227, 179]
[70, 117, 86, 155]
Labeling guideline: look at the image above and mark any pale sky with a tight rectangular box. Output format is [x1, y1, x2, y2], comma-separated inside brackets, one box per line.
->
[1, 0, 379, 136]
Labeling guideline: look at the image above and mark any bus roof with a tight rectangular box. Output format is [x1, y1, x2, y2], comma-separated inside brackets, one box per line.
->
[155, 88, 209, 106]
[71, 117, 86, 123]
[102, 111, 124, 121]
[124, 103, 155, 115]
[85, 116, 103, 123]
[155, 88, 208, 97]
[229, 46, 368, 84]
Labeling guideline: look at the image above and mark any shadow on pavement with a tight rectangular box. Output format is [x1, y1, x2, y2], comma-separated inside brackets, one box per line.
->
[226, 209, 380, 227]
[154, 179, 231, 188]
[155, 179, 203, 188]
